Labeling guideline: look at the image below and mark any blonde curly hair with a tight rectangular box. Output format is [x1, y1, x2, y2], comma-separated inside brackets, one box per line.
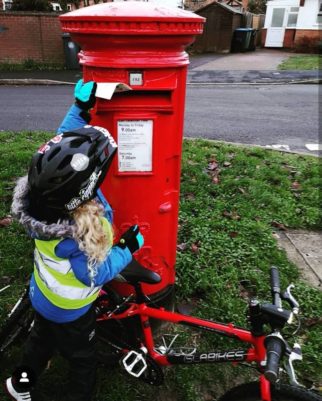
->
[71, 199, 114, 286]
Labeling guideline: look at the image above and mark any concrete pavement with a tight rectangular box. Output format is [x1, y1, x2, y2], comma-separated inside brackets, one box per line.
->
[192, 48, 291, 70]
[0, 49, 320, 85]
[277, 231, 322, 289]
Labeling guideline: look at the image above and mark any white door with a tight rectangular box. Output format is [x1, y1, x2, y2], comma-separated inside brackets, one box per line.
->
[265, 8, 286, 47]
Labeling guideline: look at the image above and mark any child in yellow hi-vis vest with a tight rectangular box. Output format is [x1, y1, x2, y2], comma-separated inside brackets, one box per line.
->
[5, 81, 143, 401]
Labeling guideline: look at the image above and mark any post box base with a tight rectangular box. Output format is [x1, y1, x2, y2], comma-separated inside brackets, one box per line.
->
[147, 284, 175, 332]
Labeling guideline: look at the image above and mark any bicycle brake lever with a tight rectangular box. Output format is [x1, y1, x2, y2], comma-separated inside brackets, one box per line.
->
[284, 343, 303, 387]
[281, 285, 299, 315]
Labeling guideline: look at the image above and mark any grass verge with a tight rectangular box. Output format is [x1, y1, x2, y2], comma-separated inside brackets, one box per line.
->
[0, 59, 65, 72]
[0, 133, 321, 401]
[278, 55, 322, 70]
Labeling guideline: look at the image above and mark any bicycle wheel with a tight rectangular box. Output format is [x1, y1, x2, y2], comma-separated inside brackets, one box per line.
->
[219, 382, 322, 401]
[0, 287, 34, 356]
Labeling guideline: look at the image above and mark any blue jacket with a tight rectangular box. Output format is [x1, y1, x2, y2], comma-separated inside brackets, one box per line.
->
[12, 105, 132, 323]
[29, 187, 131, 323]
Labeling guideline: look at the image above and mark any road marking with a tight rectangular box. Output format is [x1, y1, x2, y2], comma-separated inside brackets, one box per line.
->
[266, 144, 290, 151]
[305, 144, 320, 151]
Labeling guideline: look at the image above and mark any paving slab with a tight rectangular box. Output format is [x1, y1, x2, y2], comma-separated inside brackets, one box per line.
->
[277, 230, 322, 289]
[191, 49, 294, 71]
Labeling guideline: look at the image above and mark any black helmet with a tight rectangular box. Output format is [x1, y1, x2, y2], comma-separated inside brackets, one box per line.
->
[28, 126, 117, 223]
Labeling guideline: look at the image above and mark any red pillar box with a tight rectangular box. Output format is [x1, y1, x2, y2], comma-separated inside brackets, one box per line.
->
[60, 3, 204, 306]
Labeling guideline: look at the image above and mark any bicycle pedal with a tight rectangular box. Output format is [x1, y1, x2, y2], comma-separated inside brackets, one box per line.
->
[121, 350, 147, 378]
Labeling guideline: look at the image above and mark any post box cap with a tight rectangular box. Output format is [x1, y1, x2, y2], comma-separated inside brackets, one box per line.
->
[60, 2, 205, 35]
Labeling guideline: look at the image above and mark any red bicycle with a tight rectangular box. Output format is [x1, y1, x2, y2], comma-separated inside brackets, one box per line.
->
[94, 261, 321, 401]
[1, 262, 321, 401]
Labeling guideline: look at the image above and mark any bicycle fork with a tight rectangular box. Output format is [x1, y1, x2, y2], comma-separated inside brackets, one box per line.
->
[260, 375, 272, 401]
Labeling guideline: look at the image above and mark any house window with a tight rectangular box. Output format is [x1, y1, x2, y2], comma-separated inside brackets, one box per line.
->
[4, 0, 13, 10]
[317, 1, 322, 23]
[271, 8, 285, 27]
[67, 4, 72, 10]
[287, 7, 299, 27]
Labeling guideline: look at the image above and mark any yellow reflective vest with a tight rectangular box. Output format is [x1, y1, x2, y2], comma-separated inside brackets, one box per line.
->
[33, 238, 101, 310]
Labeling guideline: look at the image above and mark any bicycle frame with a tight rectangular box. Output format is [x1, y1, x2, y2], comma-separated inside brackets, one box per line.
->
[97, 301, 273, 401]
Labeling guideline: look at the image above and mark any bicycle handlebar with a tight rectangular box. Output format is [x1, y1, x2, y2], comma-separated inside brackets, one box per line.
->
[270, 266, 282, 308]
[264, 334, 285, 383]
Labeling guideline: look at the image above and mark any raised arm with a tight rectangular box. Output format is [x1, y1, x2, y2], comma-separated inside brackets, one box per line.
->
[57, 80, 97, 133]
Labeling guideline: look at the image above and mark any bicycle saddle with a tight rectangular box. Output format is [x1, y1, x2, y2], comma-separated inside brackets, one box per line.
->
[115, 258, 161, 285]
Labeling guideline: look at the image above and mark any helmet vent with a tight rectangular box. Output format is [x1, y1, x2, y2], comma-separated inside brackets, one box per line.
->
[47, 147, 61, 162]
[70, 139, 85, 149]
[36, 157, 42, 174]
[57, 155, 73, 170]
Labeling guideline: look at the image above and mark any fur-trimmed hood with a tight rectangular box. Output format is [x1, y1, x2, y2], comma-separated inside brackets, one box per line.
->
[11, 176, 74, 240]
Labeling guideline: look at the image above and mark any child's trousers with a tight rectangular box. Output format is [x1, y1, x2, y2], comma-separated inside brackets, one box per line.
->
[18, 306, 97, 401]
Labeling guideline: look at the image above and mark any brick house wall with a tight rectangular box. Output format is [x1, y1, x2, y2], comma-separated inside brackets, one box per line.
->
[294, 29, 321, 48]
[0, 12, 64, 64]
[261, 28, 320, 50]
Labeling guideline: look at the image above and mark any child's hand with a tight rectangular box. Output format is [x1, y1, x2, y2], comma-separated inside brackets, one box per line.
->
[74, 79, 97, 111]
[117, 225, 144, 254]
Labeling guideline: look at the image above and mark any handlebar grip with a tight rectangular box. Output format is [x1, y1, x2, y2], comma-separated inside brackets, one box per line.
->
[264, 335, 285, 383]
[270, 266, 281, 307]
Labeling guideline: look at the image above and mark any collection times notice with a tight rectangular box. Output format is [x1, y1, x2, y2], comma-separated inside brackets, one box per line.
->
[117, 120, 153, 172]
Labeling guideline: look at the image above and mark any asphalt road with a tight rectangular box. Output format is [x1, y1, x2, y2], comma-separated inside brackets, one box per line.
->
[0, 84, 319, 154]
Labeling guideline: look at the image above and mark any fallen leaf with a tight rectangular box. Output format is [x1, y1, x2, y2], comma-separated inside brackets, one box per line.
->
[0, 216, 12, 227]
[177, 243, 188, 252]
[231, 211, 241, 221]
[222, 211, 241, 221]
[271, 221, 287, 231]
[239, 280, 257, 299]
[223, 161, 232, 167]
[238, 187, 246, 194]
[212, 175, 220, 185]
[207, 160, 219, 171]
[291, 181, 301, 191]
[187, 160, 197, 166]
[191, 243, 200, 254]
[229, 231, 239, 238]
[185, 193, 195, 201]
[302, 317, 322, 328]
[227, 153, 236, 160]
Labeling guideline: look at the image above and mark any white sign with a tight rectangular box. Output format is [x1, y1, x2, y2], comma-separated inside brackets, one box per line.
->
[118, 120, 153, 172]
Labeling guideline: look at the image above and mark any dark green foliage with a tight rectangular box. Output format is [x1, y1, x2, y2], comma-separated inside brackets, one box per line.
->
[11, 0, 53, 11]
[247, 0, 266, 14]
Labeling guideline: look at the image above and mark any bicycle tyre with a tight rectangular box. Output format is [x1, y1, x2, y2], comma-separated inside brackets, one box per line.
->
[0, 288, 34, 356]
[219, 382, 322, 401]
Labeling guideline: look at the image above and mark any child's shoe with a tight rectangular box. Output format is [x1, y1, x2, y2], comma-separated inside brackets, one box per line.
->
[5, 377, 32, 401]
